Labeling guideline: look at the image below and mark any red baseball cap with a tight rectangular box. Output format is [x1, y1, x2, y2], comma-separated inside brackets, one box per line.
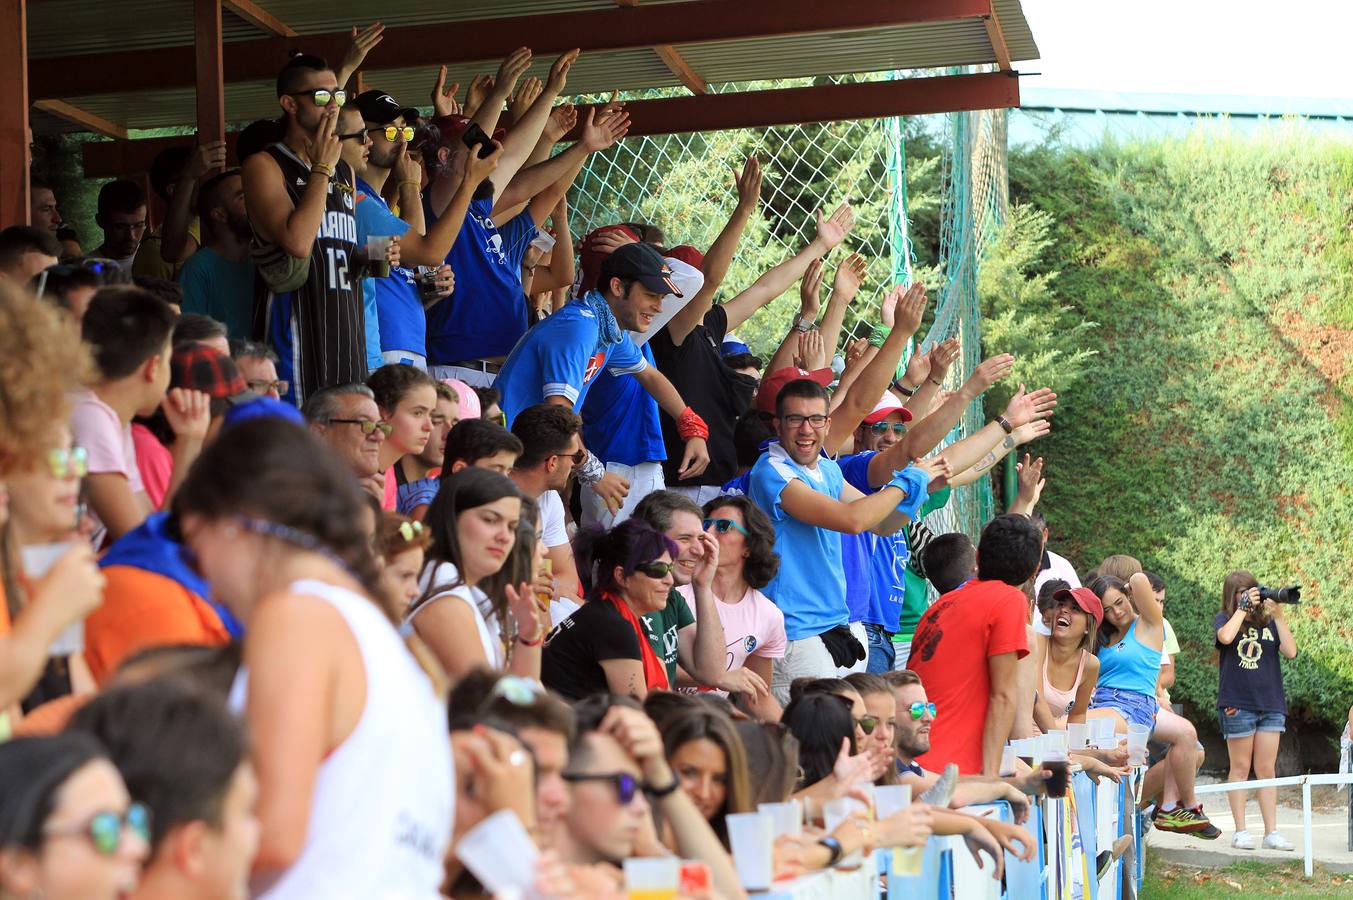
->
[577, 224, 642, 295]
[665, 244, 704, 269]
[862, 391, 913, 425]
[1052, 586, 1104, 629]
[755, 367, 833, 416]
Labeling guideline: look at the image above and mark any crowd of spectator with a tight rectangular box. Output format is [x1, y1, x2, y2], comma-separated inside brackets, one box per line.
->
[0, 31, 1304, 900]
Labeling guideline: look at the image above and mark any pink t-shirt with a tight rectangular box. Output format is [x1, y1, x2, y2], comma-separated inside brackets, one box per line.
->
[382, 465, 398, 511]
[678, 583, 788, 675]
[69, 390, 145, 546]
[130, 424, 172, 511]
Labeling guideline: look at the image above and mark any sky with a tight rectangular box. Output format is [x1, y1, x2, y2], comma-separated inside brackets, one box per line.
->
[1019, 0, 1352, 100]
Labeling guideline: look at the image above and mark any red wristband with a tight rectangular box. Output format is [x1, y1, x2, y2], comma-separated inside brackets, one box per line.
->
[677, 406, 709, 442]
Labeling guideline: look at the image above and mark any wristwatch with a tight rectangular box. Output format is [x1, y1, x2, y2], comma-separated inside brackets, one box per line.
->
[817, 836, 844, 867]
[793, 315, 817, 334]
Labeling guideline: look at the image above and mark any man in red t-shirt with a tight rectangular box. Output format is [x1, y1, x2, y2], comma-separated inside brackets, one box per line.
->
[908, 514, 1043, 775]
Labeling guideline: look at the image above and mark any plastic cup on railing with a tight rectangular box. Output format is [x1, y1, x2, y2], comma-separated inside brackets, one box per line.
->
[823, 797, 867, 833]
[623, 857, 680, 900]
[873, 785, 923, 877]
[1013, 738, 1037, 768]
[725, 812, 774, 891]
[1000, 745, 1017, 776]
[1068, 722, 1089, 750]
[1047, 729, 1069, 753]
[1126, 723, 1150, 766]
[759, 801, 802, 838]
[1042, 745, 1070, 799]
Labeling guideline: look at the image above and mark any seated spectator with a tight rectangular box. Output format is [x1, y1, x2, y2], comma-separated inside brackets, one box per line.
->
[734, 719, 801, 807]
[557, 695, 742, 898]
[407, 467, 545, 678]
[645, 700, 753, 848]
[134, 144, 222, 280]
[1033, 583, 1103, 732]
[92, 180, 149, 272]
[130, 276, 184, 314]
[174, 418, 452, 895]
[676, 495, 785, 721]
[375, 513, 430, 608]
[541, 520, 679, 700]
[509, 405, 585, 616]
[67, 678, 259, 900]
[301, 383, 387, 498]
[920, 532, 977, 594]
[33, 262, 100, 323]
[178, 169, 254, 339]
[907, 514, 1042, 776]
[30, 178, 63, 236]
[443, 378, 481, 420]
[394, 381, 459, 520]
[72, 287, 194, 545]
[171, 313, 230, 355]
[474, 386, 503, 424]
[57, 226, 83, 259]
[443, 418, 523, 476]
[630, 492, 730, 693]
[244, 53, 363, 405]
[0, 226, 61, 283]
[231, 341, 287, 400]
[366, 365, 438, 511]
[0, 732, 150, 900]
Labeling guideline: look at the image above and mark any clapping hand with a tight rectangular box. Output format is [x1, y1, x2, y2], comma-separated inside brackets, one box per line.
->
[814, 203, 855, 253]
[430, 66, 461, 117]
[832, 253, 867, 303]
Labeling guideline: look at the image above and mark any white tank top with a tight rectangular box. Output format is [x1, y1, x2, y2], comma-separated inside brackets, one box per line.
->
[230, 579, 452, 899]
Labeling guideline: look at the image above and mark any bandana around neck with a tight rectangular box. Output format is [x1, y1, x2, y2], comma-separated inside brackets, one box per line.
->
[582, 291, 623, 346]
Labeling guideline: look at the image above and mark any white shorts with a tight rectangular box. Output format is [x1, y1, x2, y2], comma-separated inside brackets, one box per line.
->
[580, 461, 665, 529]
[381, 350, 428, 371]
[771, 634, 838, 707]
[429, 364, 496, 388]
[670, 484, 728, 509]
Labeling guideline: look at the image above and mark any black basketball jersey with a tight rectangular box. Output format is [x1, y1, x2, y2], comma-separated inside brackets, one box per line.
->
[255, 143, 365, 405]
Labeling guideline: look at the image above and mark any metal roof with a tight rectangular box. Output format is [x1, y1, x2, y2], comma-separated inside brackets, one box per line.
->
[26, 0, 1039, 134]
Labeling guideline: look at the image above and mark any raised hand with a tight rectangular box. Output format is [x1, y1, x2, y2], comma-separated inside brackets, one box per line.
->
[544, 104, 578, 142]
[593, 91, 624, 127]
[579, 106, 630, 152]
[968, 353, 1015, 393]
[304, 102, 342, 168]
[795, 328, 827, 371]
[187, 140, 228, 180]
[843, 337, 869, 371]
[892, 283, 928, 338]
[509, 76, 543, 123]
[799, 258, 825, 319]
[430, 66, 461, 117]
[464, 74, 495, 118]
[460, 139, 504, 189]
[1002, 383, 1058, 427]
[735, 156, 763, 211]
[1015, 453, 1045, 508]
[496, 47, 533, 95]
[814, 203, 855, 252]
[545, 48, 580, 95]
[1013, 419, 1051, 445]
[831, 737, 873, 793]
[161, 388, 211, 443]
[341, 23, 385, 80]
[880, 284, 903, 329]
[832, 252, 867, 302]
[928, 337, 960, 382]
[917, 455, 952, 492]
[505, 580, 543, 642]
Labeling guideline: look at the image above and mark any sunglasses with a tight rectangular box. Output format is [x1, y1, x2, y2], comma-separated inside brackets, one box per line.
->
[337, 130, 368, 143]
[554, 448, 587, 465]
[562, 771, 642, 805]
[371, 125, 416, 142]
[487, 675, 545, 708]
[43, 802, 151, 856]
[327, 418, 394, 437]
[247, 378, 289, 395]
[855, 715, 879, 736]
[870, 422, 907, 436]
[703, 518, 748, 536]
[33, 258, 124, 300]
[46, 445, 88, 479]
[289, 88, 346, 107]
[907, 702, 937, 720]
[397, 520, 425, 543]
[634, 561, 677, 580]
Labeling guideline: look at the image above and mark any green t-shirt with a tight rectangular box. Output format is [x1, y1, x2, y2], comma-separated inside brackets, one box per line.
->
[895, 486, 953, 640]
[640, 588, 696, 685]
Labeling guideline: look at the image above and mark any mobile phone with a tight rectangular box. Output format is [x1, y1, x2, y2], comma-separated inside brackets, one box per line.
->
[460, 123, 495, 159]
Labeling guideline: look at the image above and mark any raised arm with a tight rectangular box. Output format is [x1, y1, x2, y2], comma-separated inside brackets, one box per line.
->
[335, 23, 385, 91]
[1007, 453, 1045, 517]
[160, 142, 225, 262]
[528, 199, 576, 294]
[1129, 571, 1163, 628]
[763, 261, 824, 374]
[472, 48, 533, 141]
[399, 141, 503, 266]
[521, 108, 630, 229]
[490, 50, 580, 201]
[816, 253, 866, 364]
[490, 104, 579, 221]
[899, 353, 1015, 462]
[947, 420, 1049, 488]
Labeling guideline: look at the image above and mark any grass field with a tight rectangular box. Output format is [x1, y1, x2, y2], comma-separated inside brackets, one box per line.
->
[1141, 861, 1353, 898]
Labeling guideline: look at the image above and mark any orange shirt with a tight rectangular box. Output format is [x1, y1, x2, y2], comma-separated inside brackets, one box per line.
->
[0, 579, 10, 636]
[84, 566, 231, 686]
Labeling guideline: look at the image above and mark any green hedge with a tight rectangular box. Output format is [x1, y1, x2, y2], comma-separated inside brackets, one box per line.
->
[991, 130, 1353, 731]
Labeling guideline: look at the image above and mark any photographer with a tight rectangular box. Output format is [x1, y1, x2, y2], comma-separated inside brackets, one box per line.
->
[1216, 570, 1299, 851]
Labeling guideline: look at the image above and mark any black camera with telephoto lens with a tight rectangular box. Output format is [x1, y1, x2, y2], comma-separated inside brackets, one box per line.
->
[1239, 584, 1301, 609]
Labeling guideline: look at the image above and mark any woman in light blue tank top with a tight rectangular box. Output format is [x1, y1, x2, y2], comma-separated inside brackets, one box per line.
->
[1089, 570, 1217, 837]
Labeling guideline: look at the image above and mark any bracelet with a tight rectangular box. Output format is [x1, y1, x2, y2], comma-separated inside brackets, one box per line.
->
[817, 836, 844, 867]
[518, 631, 545, 648]
[644, 778, 681, 798]
[927, 376, 944, 386]
[893, 381, 917, 398]
[310, 162, 334, 179]
[996, 415, 1014, 434]
[676, 406, 710, 442]
[398, 180, 422, 191]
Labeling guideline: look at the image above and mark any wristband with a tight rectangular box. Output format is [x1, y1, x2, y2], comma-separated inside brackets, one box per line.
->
[817, 836, 844, 867]
[676, 406, 709, 442]
[310, 162, 334, 179]
[867, 323, 891, 349]
[644, 777, 681, 798]
[518, 631, 545, 648]
[576, 450, 605, 486]
[893, 381, 917, 398]
[996, 415, 1014, 434]
[885, 465, 931, 521]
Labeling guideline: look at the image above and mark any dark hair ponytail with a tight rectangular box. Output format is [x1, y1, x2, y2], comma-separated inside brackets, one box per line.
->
[573, 519, 678, 601]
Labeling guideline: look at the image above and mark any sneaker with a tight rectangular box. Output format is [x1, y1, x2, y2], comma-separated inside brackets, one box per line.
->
[1262, 832, 1295, 851]
[1154, 804, 1219, 837]
[1231, 830, 1256, 850]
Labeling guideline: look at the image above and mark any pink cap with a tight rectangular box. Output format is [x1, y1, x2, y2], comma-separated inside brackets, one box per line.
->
[440, 378, 480, 419]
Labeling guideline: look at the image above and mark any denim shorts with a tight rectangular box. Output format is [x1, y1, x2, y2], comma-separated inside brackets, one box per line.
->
[1218, 707, 1286, 739]
[1090, 686, 1159, 731]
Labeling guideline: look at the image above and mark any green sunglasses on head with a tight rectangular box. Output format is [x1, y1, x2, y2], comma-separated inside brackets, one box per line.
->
[44, 802, 151, 856]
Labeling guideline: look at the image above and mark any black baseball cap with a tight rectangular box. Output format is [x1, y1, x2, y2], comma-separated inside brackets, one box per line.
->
[354, 90, 419, 125]
[601, 243, 683, 297]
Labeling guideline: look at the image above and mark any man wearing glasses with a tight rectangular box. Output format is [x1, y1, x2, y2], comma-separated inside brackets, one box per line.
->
[302, 383, 389, 499]
[242, 53, 362, 406]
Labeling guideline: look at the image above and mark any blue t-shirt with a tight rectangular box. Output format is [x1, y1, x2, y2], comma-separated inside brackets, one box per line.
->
[496, 296, 648, 426]
[354, 178, 420, 362]
[177, 247, 255, 339]
[837, 450, 911, 631]
[722, 471, 751, 496]
[580, 343, 666, 466]
[426, 196, 536, 364]
[748, 441, 848, 642]
[838, 452, 874, 623]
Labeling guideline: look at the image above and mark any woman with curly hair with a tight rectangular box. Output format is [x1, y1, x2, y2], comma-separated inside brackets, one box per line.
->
[676, 495, 786, 720]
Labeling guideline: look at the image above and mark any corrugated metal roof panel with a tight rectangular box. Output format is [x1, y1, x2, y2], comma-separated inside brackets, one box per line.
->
[249, 0, 614, 32]
[28, 0, 259, 59]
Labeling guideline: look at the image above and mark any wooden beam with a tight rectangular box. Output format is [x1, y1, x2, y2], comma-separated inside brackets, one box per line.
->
[982, 6, 1012, 71]
[32, 99, 128, 139]
[613, 0, 707, 95]
[223, 0, 296, 38]
[195, 0, 227, 151]
[31, 0, 992, 99]
[83, 72, 1018, 177]
[0, 0, 29, 226]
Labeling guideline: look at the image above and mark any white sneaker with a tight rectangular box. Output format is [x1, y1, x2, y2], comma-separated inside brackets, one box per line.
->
[1262, 832, 1295, 851]
[1231, 831, 1256, 850]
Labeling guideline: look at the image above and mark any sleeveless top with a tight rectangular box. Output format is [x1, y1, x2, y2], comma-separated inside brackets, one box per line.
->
[1094, 619, 1163, 696]
[1042, 649, 1087, 730]
[230, 579, 452, 899]
[407, 561, 504, 668]
[253, 144, 365, 405]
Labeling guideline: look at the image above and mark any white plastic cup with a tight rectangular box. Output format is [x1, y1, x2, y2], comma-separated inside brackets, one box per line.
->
[1126, 723, 1150, 765]
[1068, 722, 1089, 750]
[455, 809, 539, 898]
[759, 801, 802, 838]
[725, 811, 774, 891]
[1046, 730, 1069, 753]
[1091, 717, 1116, 742]
[874, 784, 912, 819]
[623, 857, 680, 900]
[999, 745, 1017, 776]
[22, 543, 84, 655]
[366, 235, 392, 277]
[823, 796, 867, 833]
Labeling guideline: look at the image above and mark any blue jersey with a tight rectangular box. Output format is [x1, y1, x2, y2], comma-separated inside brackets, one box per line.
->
[496, 296, 647, 426]
[354, 179, 420, 361]
[839, 449, 912, 631]
[838, 452, 874, 623]
[580, 343, 666, 466]
[426, 196, 536, 364]
[748, 442, 848, 641]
